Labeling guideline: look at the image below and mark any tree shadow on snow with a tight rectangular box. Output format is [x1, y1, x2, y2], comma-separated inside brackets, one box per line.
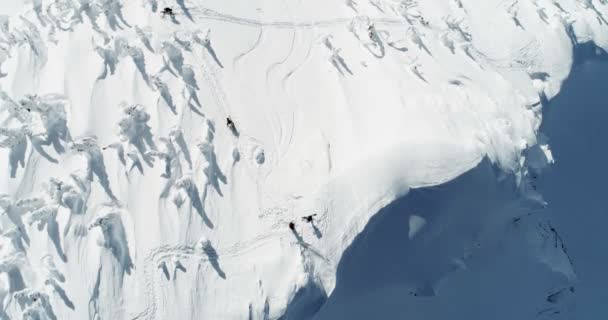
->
[181, 65, 199, 90]
[107, 217, 134, 276]
[185, 185, 214, 228]
[8, 269, 25, 293]
[88, 154, 118, 202]
[164, 43, 184, 74]
[202, 243, 226, 279]
[159, 261, 170, 280]
[131, 128, 157, 167]
[46, 217, 67, 262]
[31, 136, 59, 164]
[8, 138, 28, 178]
[157, 85, 177, 115]
[185, 87, 205, 117]
[103, 2, 131, 31]
[204, 43, 224, 68]
[331, 56, 353, 76]
[131, 47, 150, 86]
[173, 261, 187, 280]
[47, 280, 75, 310]
[205, 152, 227, 197]
[173, 133, 192, 169]
[177, 0, 195, 22]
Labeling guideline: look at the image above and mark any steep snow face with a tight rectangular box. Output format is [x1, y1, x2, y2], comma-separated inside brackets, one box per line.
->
[0, 0, 606, 319]
[537, 46, 608, 319]
[316, 159, 577, 320]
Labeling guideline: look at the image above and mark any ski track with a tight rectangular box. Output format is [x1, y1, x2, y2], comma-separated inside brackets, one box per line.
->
[200, 49, 231, 116]
[130, 229, 316, 320]
[232, 28, 265, 70]
[265, 30, 298, 85]
[264, 30, 300, 162]
[198, 54, 267, 163]
[281, 36, 314, 92]
[131, 194, 334, 320]
[188, 5, 408, 29]
[190, 21, 282, 193]
[277, 37, 316, 159]
[474, 38, 542, 71]
[281, 111, 296, 162]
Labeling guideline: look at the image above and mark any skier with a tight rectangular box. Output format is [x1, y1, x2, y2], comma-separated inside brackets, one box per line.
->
[226, 117, 235, 130]
[420, 17, 430, 26]
[226, 117, 239, 136]
[302, 214, 317, 223]
[288, 222, 295, 231]
[162, 7, 175, 18]
[368, 24, 376, 40]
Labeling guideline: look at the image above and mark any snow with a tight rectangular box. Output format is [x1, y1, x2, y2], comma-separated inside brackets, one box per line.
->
[407, 215, 426, 239]
[0, 0, 606, 319]
[536, 45, 608, 319]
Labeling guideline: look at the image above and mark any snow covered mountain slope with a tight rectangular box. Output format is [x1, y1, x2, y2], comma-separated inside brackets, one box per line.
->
[0, 0, 606, 319]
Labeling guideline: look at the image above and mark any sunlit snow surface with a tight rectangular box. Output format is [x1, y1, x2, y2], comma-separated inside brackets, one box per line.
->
[0, 1, 606, 319]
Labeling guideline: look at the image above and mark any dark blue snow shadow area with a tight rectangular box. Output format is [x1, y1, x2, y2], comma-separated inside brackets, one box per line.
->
[314, 159, 571, 320]
[538, 42, 608, 319]
[279, 281, 327, 320]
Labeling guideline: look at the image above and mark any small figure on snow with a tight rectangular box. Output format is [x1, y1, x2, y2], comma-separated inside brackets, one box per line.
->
[226, 117, 235, 129]
[162, 7, 175, 18]
[301, 213, 323, 238]
[226, 117, 239, 136]
[368, 24, 376, 40]
[288, 222, 296, 231]
[302, 214, 317, 223]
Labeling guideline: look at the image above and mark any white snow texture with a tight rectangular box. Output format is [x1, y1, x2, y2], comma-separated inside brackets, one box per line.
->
[0, 0, 606, 319]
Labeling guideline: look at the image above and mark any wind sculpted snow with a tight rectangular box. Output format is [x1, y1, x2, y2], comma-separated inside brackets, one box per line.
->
[0, 0, 607, 319]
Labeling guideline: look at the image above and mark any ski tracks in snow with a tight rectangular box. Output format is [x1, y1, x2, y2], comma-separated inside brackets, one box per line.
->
[474, 38, 542, 71]
[264, 30, 319, 165]
[232, 27, 265, 70]
[280, 35, 315, 91]
[130, 228, 320, 320]
[199, 48, 230, 116]
[187, 5, 407, 30]
[265, 31, 298, 85]
[277, 35, 316, 159]
[263, 30, 297, 165]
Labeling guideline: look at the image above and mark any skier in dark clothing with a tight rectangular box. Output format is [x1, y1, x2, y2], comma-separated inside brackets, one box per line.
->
[302, 214, 317, 223]
[226, 117, 239, 136]
[288, 222, 296, 231]
[162, 7, 175, 18]
[368, 25, 376, 40]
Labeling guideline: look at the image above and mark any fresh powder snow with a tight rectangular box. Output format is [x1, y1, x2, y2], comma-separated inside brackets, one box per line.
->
[0, 1, 606, 319]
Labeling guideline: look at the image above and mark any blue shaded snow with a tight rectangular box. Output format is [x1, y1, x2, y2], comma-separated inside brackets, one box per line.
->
[285, 43, 608, 320]
[538, 43, 608, 319]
